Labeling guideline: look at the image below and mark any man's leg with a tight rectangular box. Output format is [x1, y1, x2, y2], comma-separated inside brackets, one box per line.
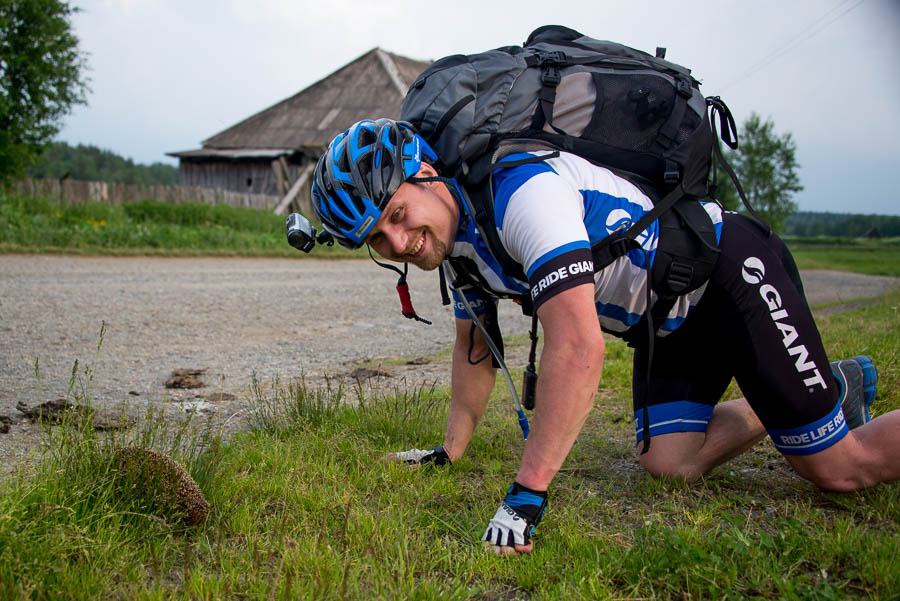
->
[630, 306, 762, 481]
[636, 213, 898, 490]
[639, 397, 766, 482]
[784, 411, 900, 491]
[629, 269, 756, 481]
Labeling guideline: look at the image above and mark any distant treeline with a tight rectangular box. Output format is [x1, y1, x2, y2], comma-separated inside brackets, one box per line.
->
[26, 142, 178, 186]
[783, 211, 900, 238]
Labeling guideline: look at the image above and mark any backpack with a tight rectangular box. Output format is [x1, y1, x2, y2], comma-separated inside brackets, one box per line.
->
[401, 25, 764, 325]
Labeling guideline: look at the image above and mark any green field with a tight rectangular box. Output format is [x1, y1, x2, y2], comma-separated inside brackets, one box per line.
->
[2, 287, 898, 600]
[786, 237, 900, 277]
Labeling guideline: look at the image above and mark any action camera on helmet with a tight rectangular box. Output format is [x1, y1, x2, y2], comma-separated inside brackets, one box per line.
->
[285, 213, 335, 252]
[285, 213, 317, 253]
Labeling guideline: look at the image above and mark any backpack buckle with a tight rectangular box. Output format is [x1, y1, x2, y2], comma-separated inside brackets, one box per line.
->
[608, 235, 637, 259]
[541, 67, 561, 87]
[675, 77, 693, 99]
[538, 51, 566, 66]
[538, 51, 566, 87]
[664, 160, 680, 184]
[666, 260, 694, 293]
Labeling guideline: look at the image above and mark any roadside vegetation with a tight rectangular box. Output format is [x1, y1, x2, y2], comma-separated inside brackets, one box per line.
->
[2, 283, 898, 599]
[0, 192, 360, 258]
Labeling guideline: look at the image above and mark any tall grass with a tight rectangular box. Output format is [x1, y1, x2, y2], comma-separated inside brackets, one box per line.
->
[2, 289, 898, 599]
[0, 192, 360, 257]
[0, 334, 226, 600]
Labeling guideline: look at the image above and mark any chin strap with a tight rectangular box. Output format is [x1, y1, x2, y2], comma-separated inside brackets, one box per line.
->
[367, 246, 432, 325]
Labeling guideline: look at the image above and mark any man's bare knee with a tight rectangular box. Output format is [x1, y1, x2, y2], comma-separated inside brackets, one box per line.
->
[790, 460, 877, 492]
[639, 446, 703, 482]
[785, 437, 883, 492]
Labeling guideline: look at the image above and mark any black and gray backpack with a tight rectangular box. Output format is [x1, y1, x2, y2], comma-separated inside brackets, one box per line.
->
[401, 24, 764, 322]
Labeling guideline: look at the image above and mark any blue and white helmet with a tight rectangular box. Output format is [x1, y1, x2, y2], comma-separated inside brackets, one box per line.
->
[311, 119, 439, 248]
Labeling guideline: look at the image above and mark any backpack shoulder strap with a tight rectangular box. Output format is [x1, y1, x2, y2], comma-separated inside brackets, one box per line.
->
[462, 178, 528, 283]
[590, 179, 684, 272]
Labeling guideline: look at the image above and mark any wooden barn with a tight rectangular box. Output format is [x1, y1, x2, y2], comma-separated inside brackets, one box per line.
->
[167, 48, 430, 214]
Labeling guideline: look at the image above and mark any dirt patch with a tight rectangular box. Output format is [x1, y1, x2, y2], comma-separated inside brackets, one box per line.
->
[15, 399, 133, 431]
[347, 367, 395, 380]
[165, 368, 208, 389]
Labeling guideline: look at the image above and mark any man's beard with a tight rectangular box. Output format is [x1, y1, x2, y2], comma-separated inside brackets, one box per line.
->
[411, 233, 448, 271]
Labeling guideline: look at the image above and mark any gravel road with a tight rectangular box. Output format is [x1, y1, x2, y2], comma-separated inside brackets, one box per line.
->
[1, 254, 897, 471]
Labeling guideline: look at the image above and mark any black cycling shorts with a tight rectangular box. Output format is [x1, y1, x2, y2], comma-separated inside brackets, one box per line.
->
[632, 213, 847, 455]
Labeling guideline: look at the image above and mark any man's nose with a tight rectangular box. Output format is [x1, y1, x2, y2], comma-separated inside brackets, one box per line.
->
[386, 226, 407, 256]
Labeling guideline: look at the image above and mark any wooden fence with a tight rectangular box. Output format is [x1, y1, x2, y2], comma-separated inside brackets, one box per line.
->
[14, 178, 282, 211]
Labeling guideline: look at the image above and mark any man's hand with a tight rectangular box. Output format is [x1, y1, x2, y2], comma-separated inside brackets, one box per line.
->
[390, 445, 452, 466]
[482, 482, 547, 555]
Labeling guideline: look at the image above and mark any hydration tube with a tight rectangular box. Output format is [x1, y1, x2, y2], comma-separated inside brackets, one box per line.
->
[442, 260, 530, 440]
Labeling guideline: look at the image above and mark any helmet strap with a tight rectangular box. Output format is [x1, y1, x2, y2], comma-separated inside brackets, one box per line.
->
[366, 246, 432, 325]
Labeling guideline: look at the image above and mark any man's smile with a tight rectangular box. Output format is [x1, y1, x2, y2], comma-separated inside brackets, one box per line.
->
[408, 231, 425, 257]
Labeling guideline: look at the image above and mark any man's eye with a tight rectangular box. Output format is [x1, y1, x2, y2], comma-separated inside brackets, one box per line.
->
[392, 208, 403, 223]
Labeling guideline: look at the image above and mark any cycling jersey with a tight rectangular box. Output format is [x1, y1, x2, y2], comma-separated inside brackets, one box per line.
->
[449, 151, 723, 337]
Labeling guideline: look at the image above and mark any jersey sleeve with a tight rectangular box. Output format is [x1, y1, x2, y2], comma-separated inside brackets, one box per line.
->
[493, 160, 595, 311]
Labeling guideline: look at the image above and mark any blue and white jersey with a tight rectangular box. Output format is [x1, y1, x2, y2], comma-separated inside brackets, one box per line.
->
[449, 151, 724, 337]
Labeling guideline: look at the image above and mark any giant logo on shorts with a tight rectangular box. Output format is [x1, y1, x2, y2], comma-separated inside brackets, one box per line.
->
[741, 257, 765, 284]
[740, 256, 828, 391]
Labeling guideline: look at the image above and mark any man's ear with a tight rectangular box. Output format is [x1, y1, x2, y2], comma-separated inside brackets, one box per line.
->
[416, 162, 439, 179]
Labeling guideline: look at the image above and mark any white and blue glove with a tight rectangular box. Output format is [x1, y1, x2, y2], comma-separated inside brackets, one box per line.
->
[392, 445, 452, 466]
[482, 482, 548, 548]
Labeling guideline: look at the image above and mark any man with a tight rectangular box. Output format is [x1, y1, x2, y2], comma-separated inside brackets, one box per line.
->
[310, 118, 897, 556]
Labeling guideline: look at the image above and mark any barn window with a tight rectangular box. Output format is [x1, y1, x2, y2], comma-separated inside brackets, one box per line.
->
[246, 178, 253, 187]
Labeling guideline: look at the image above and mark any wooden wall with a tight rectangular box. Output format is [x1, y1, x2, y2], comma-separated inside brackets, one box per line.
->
[173, 157, 315, 215]
[178, 160, 282, 196]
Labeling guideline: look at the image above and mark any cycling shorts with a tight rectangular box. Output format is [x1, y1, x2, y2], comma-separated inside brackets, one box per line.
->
[632, 213, 847, 455]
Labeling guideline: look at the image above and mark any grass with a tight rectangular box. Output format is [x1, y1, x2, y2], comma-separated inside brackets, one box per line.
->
[785, 237, 900, 277]
[0, 192, 362, 258]
[2, 289, 899, 600]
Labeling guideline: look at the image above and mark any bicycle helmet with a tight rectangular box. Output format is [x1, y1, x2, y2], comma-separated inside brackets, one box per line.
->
[311, 119, 439, 248]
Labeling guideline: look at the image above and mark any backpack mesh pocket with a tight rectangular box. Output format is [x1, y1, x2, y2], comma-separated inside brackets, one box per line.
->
[583, 73, 676, 153]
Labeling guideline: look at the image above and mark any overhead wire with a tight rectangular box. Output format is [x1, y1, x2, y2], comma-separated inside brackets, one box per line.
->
[719, 0, 866, 92]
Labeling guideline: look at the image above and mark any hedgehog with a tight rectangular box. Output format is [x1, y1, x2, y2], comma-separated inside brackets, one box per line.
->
[113, 446, 210, 526]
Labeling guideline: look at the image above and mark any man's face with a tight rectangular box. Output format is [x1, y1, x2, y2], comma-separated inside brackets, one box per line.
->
[366, 166, 458, 271]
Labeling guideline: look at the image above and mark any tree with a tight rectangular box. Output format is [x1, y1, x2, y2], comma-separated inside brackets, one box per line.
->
[27, 141, 179, 185]
[713, 112, 803, 232]
[0, 0, 88, 182]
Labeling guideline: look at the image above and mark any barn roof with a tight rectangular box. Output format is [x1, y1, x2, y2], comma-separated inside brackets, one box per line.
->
[168, 48, 430, 160]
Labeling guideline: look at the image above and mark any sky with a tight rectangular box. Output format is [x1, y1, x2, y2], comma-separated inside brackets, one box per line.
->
[57, 0, 900, 215]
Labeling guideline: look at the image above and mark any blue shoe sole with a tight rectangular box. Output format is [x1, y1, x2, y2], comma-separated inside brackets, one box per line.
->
[852, 355, 877, 422]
